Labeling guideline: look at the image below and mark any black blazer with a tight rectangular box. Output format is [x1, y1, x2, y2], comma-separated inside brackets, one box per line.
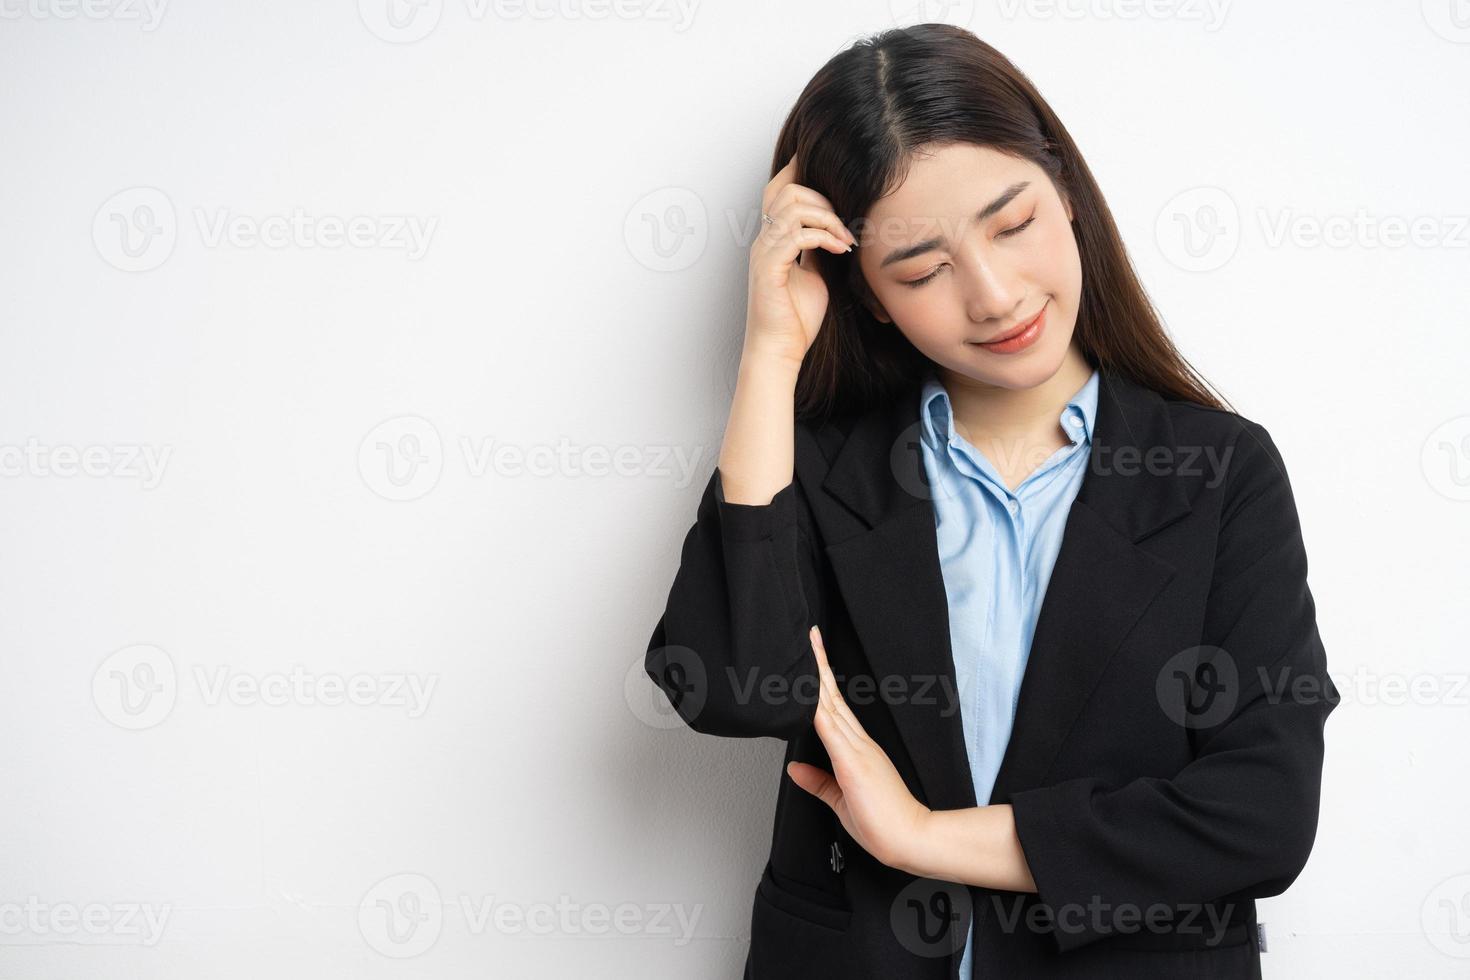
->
[645, 366, 1338, 979]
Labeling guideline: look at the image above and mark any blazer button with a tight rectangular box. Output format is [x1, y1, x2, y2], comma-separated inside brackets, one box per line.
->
[829, 840, 845, 874]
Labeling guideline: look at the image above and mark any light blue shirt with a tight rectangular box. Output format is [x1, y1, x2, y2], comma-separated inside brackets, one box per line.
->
[915, 366, 1099, 980]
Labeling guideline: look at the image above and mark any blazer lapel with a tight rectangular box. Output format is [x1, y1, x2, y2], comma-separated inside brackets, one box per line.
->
[815, 366, 1192, 815]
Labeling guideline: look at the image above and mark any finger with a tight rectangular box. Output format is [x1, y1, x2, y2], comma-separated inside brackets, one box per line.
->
[811, 627, 874, 745]
[754, 219, 853, 270]
[810, 626, 848, 714]
[785, 761, 842, 811]
[753, 226, 850, 284]
[761, 155, 798, 211]
[810, 638, 863, 758]
[810, 679, 861, 765]
[763, 176, 840, 222]
[764, 200, 857, 247]
[829, 700, 868, 747]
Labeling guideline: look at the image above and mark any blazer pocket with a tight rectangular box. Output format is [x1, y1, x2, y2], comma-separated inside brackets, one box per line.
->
[756, 861, 853, 932]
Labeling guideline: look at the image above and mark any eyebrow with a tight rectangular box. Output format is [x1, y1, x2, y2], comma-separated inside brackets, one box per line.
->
[878, 180, 1032, 269]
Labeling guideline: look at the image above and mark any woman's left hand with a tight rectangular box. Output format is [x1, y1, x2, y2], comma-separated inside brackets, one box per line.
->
[785, 625, 933, 872]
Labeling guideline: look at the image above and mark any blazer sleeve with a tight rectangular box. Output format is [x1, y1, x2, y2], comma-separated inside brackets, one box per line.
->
[644, 462, 826, 740]
[1004, 419, 1340, 955]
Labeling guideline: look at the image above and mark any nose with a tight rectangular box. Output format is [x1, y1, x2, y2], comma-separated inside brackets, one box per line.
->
[957, 248, 1024, 324]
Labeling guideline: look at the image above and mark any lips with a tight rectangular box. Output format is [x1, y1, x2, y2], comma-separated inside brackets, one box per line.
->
[980, 302, 1048, 345]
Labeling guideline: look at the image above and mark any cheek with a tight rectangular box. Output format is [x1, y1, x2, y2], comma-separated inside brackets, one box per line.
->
[1023, 223, 1081, 295]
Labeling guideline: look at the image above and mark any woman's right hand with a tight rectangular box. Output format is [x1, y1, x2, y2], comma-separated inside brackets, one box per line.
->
[744, 154, 859, 370]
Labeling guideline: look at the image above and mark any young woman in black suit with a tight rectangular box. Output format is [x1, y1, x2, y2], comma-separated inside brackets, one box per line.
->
[646, 23, 1337, 979]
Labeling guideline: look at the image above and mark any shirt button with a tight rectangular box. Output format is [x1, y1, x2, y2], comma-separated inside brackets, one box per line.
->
[1007, 499, 1020, 515]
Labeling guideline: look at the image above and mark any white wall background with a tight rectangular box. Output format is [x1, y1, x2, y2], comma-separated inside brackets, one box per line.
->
[0, 1, 1466, 977]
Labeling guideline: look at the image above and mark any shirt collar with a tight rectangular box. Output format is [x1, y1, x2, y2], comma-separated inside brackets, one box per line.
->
[918, 365, 1100, 452]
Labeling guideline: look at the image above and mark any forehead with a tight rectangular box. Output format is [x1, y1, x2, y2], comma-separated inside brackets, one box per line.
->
[866, 143, 1041, 221]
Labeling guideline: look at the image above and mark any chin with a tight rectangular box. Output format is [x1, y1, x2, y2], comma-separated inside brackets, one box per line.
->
[944, 335, 1074, 391]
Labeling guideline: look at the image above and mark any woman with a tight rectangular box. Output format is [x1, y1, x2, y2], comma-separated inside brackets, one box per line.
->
[645, 23, 1337, 979]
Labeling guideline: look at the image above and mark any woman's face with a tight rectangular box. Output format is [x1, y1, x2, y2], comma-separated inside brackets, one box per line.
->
[854, 142, 1082, 391]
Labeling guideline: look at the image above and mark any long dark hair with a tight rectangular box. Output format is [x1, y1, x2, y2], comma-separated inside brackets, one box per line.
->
[771, 23, 1232, 423]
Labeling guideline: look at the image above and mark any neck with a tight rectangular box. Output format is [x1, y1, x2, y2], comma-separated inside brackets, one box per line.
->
[936, 342, 1094, 448]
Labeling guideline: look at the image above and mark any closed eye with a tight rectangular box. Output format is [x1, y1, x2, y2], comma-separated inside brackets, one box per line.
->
[1000, 214, 1036, 238]
[902, 214, 1037, 288]
[906, 266, 945, 288]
